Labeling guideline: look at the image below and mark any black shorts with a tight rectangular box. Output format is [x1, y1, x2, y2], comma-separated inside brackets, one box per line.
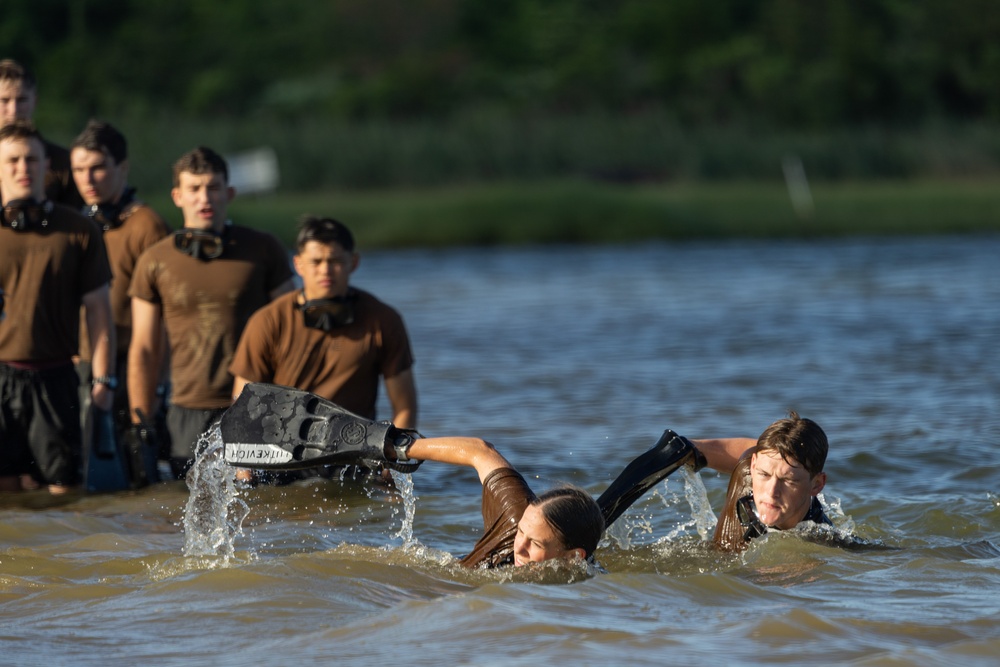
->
[166, 404, 225, 463]
[0, 362, 81, 486]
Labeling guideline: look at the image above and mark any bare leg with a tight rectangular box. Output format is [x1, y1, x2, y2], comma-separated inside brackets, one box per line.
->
[0, 475, 23, 493]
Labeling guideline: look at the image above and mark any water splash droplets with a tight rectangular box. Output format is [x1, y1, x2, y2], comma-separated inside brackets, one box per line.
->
[391, 469, 418, 547]
[181, 425, 252, 563]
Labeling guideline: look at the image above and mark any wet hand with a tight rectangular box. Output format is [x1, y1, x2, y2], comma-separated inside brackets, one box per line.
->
[91, 383, 114, 412]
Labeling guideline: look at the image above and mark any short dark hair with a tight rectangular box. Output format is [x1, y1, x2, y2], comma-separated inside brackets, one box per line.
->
[71, 119, 127, 164]
[755, 411, 828, 478]
[533, 485, 605, 558]
[0, 119, 41, 145]
[172, 146, 228, 187]
[0, 59, 35, 89]
[295, 215, 356, 253]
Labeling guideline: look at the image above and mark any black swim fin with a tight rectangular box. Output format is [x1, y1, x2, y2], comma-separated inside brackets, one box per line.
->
[84, 407, 131, 493]
[219, 383, 422, 473]
[597, 429, 705, 526]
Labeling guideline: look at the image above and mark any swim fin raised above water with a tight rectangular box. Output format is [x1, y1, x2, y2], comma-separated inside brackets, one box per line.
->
[597, 429, 705, 526]
[219, 383, 423, 473]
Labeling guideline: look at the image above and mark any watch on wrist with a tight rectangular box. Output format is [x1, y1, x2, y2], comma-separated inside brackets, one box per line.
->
[92, 375, 119, 390]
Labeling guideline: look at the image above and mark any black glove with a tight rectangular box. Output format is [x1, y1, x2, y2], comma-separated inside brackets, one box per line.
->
[684, 436, 708, 472]
[124, 422, 160, 487]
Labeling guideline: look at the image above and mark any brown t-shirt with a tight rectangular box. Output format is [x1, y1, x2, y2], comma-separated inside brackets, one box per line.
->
[0, 204, 112, 362]
[43, 138, 84, 210]
[79, 202, 172, 360]
[129, 225, 293, 409]
[229, 289, 414, 419]
[459, 467, 536, 569]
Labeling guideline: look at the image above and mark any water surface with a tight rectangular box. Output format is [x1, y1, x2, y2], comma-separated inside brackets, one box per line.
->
[2, 235, 998, 666]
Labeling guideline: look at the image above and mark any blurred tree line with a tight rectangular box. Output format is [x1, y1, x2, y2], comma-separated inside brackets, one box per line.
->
[5, 0, 1000, 189]
[9, 0, 1000, 125]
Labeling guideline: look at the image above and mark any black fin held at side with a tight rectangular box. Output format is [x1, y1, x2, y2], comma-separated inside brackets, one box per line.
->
[84, 407, 131, 493]
[597, 429, 702, 527]
[219, 383, 422, 472]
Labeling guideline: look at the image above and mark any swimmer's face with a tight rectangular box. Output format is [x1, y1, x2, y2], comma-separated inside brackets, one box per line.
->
[749, 450, 826, 530]
[512, 504, 584, 566]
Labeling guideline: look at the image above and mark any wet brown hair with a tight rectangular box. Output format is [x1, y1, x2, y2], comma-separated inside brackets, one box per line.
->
[0, 59, 35, 89]
[296, 215, 355, 253]
[71, 119, 127, 164]
[171, 146, 228, 187]
[0, 119, 41, 144]
[755, 411, 828, 478]
[532, 485, 605, 558]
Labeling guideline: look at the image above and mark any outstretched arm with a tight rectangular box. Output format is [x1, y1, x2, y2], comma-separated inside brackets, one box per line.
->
[692, 437, 757, 474]
[405, 437, 512, 483]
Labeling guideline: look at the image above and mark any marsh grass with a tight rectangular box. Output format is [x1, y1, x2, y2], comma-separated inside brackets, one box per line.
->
[111, 111, 1000, 195]
[119, 111, 1000, 248]
[156, 180, 1000, 249]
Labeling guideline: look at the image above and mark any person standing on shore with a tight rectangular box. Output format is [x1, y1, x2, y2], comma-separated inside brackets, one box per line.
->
[71, 120, 172, 483]
[128, 146, 294, 478]
[229, 216, 417, 481]
[0, 121, 115, 493]
[0, 59, 82, 208]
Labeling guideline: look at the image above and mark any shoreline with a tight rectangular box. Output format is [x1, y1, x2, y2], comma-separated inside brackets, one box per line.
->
[149, 179, 1000, 249]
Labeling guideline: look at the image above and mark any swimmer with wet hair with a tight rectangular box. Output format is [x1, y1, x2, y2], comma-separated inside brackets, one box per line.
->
[393, 436, 605, 568]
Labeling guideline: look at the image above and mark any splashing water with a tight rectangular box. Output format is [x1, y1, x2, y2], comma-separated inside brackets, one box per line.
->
[390, 469, 419, 546]
[182, 425, 251, 562]
[604, 466, 719, 549]
[680, 466, 718, 540]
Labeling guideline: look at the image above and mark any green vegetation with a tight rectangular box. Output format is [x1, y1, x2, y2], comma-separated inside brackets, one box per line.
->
[201, 180, 1000, 250]
[8, 1, 1000, 247]
[11, 0, 1000, 129]
[110, 113, 1000, 196]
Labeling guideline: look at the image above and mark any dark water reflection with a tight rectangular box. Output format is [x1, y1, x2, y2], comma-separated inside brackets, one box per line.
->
[2, 234, 999, 666]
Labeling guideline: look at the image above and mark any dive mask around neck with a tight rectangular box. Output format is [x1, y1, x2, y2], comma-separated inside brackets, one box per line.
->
[736, 495, 768, 542]
[2, 198, 52, 231]
[173, 227, 226, 260]
[299, 292, 357, 331]
[85, 187, 137, 231]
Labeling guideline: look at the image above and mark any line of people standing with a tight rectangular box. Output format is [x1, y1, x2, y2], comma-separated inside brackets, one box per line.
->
[0, 59, 418, 492]
[1, 58, 837, 567]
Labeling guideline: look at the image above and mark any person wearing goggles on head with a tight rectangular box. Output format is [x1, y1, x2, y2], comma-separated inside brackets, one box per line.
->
[128, 147, 294, 478]
[229, 216, 417, 484]
[70, 120, 172, 488]
[0, 121, 115, 494]
[0, 59, 82, 208]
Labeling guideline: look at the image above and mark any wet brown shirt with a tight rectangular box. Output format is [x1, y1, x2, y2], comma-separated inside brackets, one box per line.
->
[229, 289, 414, 419]
[0, 204, 112, 362]
[459, 467, 535, 569]
[129, 225, 293, 409]
[79, 203, 171, 360]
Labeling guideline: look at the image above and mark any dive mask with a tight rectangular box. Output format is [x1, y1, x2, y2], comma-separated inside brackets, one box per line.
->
[173, 228, 225, 260]
[2, 198, 51, 231]
[300, 292, 357, 331]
